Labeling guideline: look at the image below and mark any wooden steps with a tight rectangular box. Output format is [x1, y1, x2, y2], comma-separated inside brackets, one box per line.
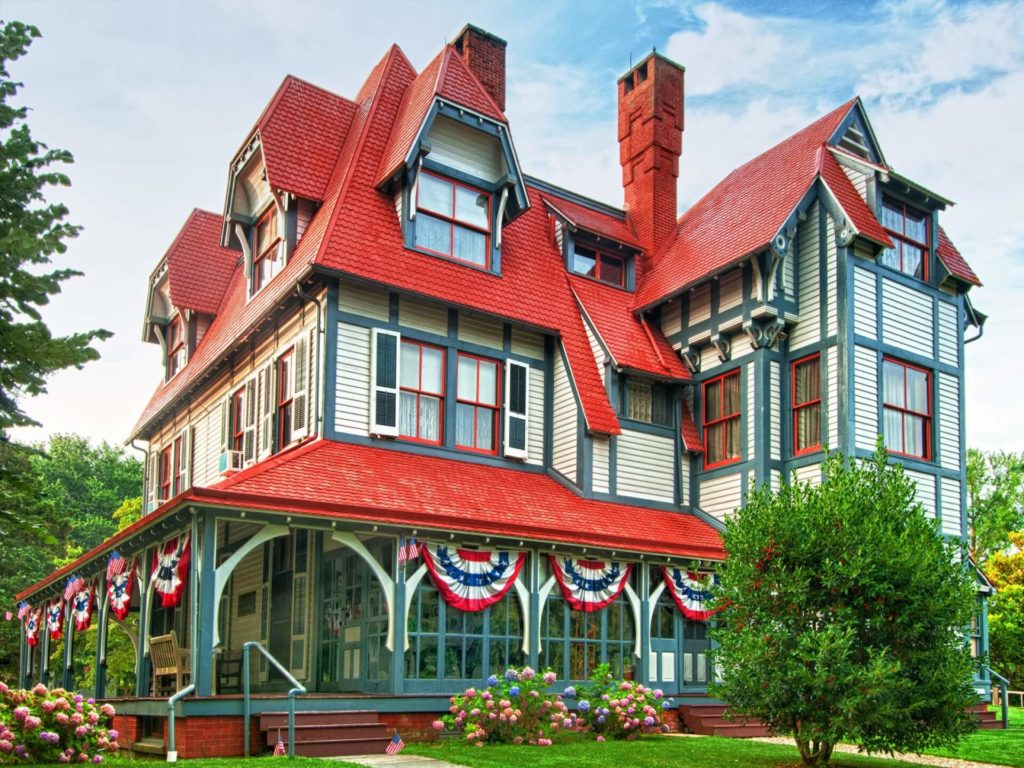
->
[678, 704, 771, 738]
[258, 710, 392, 757]
[129, 737, 166, 755]
[967, 702, 1005, 730]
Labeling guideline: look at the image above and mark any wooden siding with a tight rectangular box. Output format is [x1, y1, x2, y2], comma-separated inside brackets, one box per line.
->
[881, 278, 932, 357]
[940, 477, 962, 536]
[227, 546, 264, 654]
[335, 322, 371, 435]
[699, 473, 742, 521]
[552, 349, 577, 481]
[296, 199, 315, 242]
[937, 301, 959, 367]
[689, 284, 711, 325]
[191, 405, 222, 488]
[339, 281, 389, 321]
[853, 265, 876, 338]
[905, 468, 937, 519]
[853, 345, 878, 451]
[661, 297, 682, 340]
[400, 295, 448, 336]
[583, 318, 607, 385]
[790, 202, 821, 350]
[457, 312, 503, 350]
[510, 327, 545, 360]
[938, 373, 961, 471]
[592, 436, 610, 494]
[827, 346, 839, 450]
[719, 269, 742, 311]
[792, 462, 822, 486]
[841, 164, 869, 200]
[616, 429, 675, 503]
[826, 222, 838, 339]
[427, 115, 506, 183]
[527, 366, 545, 466]
[770, 360, 781, 461]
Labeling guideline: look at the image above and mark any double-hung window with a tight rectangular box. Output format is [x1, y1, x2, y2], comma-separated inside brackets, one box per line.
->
[415, 172, 490, 268]
[231, 387, 245, 454]
[879, 196, 928, 280]
[882, 358, 931, 460]
[703, 370, 741, 468]
[456, 353, 499, 453]
[159, 445, 172, 502]
[399, 340, 444, 445]
[252, 207, 281, 294]
[166, 316, 185, 378]
[572, 245, 626, 287]
[277, 350, 294, 448]
[792, 354, 822, 455]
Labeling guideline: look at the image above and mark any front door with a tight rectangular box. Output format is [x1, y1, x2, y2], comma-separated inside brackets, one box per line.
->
[682, 618, 712, 688]
[650, 594, 680, 690]
[268, 536, 293, 682]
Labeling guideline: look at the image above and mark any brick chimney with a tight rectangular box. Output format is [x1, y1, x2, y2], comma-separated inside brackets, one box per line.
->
[453, 24, 507, 113]
[618, 52, 685, 256]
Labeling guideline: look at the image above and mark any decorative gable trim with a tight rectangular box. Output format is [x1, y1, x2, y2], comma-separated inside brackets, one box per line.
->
[828, 98, 886, 167]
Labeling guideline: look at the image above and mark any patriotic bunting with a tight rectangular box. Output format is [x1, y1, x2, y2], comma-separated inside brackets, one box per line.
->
[25, 608, 42, 647]
[152, 534, 190, 608]
[107, 551, 136, 621]
[661, 566, 716, 621]
[548, 556, 633, 612]
[422, 544, 526, 611]
[71, 581, 95, 632]
[46, 599, 64, 640]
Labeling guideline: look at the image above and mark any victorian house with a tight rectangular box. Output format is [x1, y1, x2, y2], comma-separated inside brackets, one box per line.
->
[16, 23, 987, 756]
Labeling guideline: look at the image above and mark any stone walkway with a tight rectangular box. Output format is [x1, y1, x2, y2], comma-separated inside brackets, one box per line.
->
[752, 736, 1008, 768]
[329, 754, 467, 768]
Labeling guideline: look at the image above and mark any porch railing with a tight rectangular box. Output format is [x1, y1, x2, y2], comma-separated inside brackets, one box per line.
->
[242, 641, 307, 758]
[166, 683, 195, 762]
[987, 666, 1010, 730]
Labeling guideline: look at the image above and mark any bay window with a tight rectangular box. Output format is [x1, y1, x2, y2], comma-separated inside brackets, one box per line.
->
[882, 358, 931, 460]
[399, 340, 445, 445]
[792, 354, 822, 455]
[456, 353, 499, 454]
[879, 196, 928, 280]
[703, 370, 741, 468]
[415, 172, 490, 268]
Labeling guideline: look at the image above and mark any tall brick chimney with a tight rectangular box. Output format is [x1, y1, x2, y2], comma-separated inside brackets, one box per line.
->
[618, 52, 685, 256]
[453, 24, 507, 113]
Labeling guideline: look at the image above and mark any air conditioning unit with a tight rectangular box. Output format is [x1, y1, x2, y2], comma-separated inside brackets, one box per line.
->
[219, 450, 243, 475]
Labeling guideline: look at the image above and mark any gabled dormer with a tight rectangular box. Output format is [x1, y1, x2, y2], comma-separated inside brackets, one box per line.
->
[377, 28, 528, 276]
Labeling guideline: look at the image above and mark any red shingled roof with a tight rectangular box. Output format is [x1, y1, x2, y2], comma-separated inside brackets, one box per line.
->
[680, 400, 703, 453]
[164, 209, 237, 315]
[258, 76, 357, 202]
[937, 225, 981, 286]
[569, 275, 688, 380]
[817, 148, 891, 247]
[635, 99, 862, 310]
[542, 195, 643, 251]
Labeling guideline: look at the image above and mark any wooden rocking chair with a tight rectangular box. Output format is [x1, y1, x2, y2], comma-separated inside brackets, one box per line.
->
[149, 633, 190, 697]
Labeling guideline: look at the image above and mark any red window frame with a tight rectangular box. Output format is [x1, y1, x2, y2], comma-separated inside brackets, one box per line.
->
[159, 445, 172, 501]
[277, 349, 294, 449]
[231, 387, 245, 453]
[881, 196, 929, 281]
[399, 340, 445, 446]
[415, 171, 491, 269]
[882, 357, 932, 460]
[251, 206, 281, 294]
[703, 369, 742, 469]
[573, 245, 626, 288]
[455, 352, 501, 455]
[166, 316, 184, 378]
[792, 353, 822, 456]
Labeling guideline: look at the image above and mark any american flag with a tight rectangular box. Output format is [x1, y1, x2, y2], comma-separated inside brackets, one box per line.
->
[17, 601, 30, 620]
[385, 732, 405, 755]
[107, 551, 128, 580]
[64, 575, 85, 602]
[398, 536, 422, 564]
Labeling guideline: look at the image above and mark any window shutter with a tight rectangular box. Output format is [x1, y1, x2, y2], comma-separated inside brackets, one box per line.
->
[291, 331, 310, 441]
[178, 427, 191, 490]
[504, 361, 530, 459]
[146, 452, 159, 513]
[370, 328, 401, 436]
[258, 364, 275, 460]
[243, 376, 258, 465]
[218, 398, 234, 473]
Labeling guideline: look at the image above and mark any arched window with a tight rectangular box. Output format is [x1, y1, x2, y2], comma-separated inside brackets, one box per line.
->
[540, 593, 635, 682]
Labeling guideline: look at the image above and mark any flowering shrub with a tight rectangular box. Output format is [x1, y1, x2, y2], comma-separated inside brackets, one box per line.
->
[432, 667, 576, 746]
[574, 664, 672, 739]
[0, 681, 118, 763]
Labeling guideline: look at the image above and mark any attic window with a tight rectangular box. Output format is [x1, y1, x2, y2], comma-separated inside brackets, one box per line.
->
[838, 124, 871, 160]
[251, 207, 283, 295]
[415, 172, 491, 268]
[572, 244, 626, 288]
[166, 316, 185, 379]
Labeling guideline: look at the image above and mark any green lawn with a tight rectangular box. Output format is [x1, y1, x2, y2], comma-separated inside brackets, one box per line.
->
[919, 706, 1024, 768]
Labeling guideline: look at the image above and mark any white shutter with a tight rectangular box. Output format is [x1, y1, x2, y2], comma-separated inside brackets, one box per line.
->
[243, 376, 258, 465]
[177, 427, 191, 490]
[370, 328, 401, 436]
[146, 452, 159, 513]
[258, 363, 275, 460]
[291, 331, 310, 441]
[504, 361, 530, 458]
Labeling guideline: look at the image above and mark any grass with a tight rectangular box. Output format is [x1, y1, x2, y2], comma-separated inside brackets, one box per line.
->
[919, 706, 1024, 768]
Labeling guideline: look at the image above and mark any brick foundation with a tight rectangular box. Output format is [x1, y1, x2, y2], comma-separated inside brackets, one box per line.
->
[379, 711, 441, 743]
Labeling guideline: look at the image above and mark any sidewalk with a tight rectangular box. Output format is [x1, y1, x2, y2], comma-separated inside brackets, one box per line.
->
[333, 754, 469, 768]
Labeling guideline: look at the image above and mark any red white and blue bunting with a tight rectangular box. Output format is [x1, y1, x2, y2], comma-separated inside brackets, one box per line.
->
[46, 599, 64, 640]
[662, 566, 716, 621]
[106, 552, 136, 621]
[549, 556, 633, 612]
[71, 581, 95, 632]
[152, 534, 190, 608]
[25, 607, 42, 647]
[422, 545, 526, 612]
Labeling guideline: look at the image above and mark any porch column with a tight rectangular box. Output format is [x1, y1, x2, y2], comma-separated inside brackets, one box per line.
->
[40, 610, 50, 687]
[134, 551, 151, 697]
[638, 564, 650, 684]
[194, 510, 218, 695]
[94, 598, 109, 700]
[390, 542, 406, 694]
[62, 601, 73, 690]
[528, 551, 540, 669]
[19, 618, 29, 688]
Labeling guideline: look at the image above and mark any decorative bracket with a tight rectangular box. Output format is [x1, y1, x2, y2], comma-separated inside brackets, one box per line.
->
[681, 349, 700, 374]
[711, 335, 731, 363]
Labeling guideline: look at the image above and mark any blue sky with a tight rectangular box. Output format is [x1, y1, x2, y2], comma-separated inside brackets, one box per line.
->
[4, 0, 1022, 452]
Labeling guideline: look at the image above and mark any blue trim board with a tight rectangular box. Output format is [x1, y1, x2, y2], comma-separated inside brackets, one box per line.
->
[852, 334, 959, 378]
[322, 281, 340, 441]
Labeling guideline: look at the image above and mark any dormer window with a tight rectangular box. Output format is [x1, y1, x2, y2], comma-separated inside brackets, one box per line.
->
[166, 316, 185, 379]
[572, 244, 626, 288]
[879, 196, 928, 280]
[415, 172, 491, 268]
[252, 207, 283, 294]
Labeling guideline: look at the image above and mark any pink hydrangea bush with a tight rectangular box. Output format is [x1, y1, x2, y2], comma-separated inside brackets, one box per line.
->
[573, 664, 672, 739]
[432, 667, 573, 747]
[0, 681, 118, 763]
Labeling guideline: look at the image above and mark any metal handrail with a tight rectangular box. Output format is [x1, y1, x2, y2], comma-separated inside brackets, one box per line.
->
[166, 683, 195, 762]
[242, 641, 306, 758]
[986, 666, 1010, 730]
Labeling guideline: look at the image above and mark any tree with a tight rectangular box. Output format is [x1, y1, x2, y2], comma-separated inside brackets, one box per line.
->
[986, 531, 1024, 685]
[712, 449, 978, 767]
[966, 449, 1024, 566]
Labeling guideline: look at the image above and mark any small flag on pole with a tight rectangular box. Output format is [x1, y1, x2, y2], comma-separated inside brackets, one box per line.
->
[17, 601, 30, 620]
[107, 550, 127, 580]
[64, 575, 85, 602]
[398, 536, 422, 564]
[273, 728, 286, 756]
[385, 732, 405, 755]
